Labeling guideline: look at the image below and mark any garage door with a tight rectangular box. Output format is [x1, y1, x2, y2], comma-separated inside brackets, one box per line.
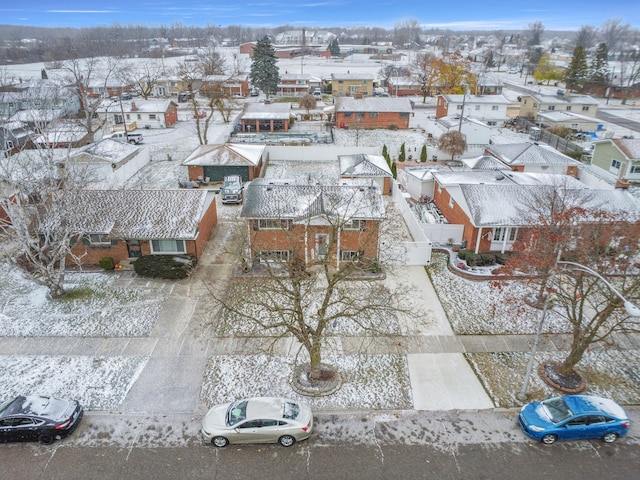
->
[203, 166, 249, 183]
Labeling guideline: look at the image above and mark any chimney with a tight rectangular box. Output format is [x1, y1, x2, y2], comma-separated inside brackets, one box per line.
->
[131, 101, 137, 111]
[615, 178, 630, 189]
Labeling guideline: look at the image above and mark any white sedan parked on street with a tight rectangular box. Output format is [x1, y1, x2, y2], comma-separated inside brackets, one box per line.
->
[201, 397, 313, 447]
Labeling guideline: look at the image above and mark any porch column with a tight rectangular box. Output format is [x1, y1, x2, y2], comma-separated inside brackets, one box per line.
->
[255, 120, 260, 132]
[270, 119, 274, 132]
[501, 229, 508, 254]
[474, 227, 482, 254]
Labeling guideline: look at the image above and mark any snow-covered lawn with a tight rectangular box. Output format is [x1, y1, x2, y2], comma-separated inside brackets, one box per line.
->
[200, 354, 412, 411]
[0, 266, 163, 337]
[0, 355, 148, 411]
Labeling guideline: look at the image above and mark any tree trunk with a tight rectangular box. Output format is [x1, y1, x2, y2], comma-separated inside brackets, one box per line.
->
[309, 339, 323, 381]
[558, 338, 588, 376]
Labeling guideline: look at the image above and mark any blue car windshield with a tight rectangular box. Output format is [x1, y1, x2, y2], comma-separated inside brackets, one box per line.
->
[542, 397, 573, 423]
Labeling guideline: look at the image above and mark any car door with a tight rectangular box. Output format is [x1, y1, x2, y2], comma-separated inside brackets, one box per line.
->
[233, 419, 265, 444]
[585, 415, 614, 439]
[563, 416, 591, 440]
[0, 418, 18, 441]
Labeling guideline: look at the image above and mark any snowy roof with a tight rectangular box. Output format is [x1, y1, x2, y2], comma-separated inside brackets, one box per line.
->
[611, 139, 640, 160]
[241, 182, 385, 221]
[69, 139, 139, 164]
[96, 99, 177, 114]
[404, 165, 445, 181]
[462, 154, 510, 171]
[437, 115, 489, 129]
[331, 73, 375, 80]
[524, 92, 599, 105]
[461, 184, 640, 226]
[49, 189, 215, 239]
[440, 94, 509, 105]
[485, 142, 582, 166]
[536, 110, 599, 124]
[182, 143, 265, 167]
[335, 97, 413, 113]
[241, 102, 292, 120]
[339, 154, 392, 177]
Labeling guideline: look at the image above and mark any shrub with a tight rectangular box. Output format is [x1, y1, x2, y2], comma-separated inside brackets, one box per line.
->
[99, 257, 115, 270]
[388, 125, 398, 130]
[480, 253, 496, 265]
[495, 253, 508, 265]
[465, 252, 482, 266]
[457, 249, 468, 261]
[133, 254, 194, 279]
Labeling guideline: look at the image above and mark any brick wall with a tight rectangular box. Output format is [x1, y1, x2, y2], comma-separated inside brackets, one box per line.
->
[335, 111, 410, 129]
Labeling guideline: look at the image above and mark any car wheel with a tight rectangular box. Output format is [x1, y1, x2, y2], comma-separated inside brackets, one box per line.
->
[541, 434, 557, 445]
[212, 436, 229, 448]
[278, 435, 296, 447]
[38, 434, 54, 445]
[602, 432, 618, 443]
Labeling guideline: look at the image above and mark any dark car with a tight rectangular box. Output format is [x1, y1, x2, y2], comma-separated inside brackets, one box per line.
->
[519, 395, 630, 445]
[0, 395, 84, 444]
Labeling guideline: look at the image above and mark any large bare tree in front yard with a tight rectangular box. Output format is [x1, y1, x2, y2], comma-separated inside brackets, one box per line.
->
[210, 183, 426, 393]
[499, 182, 640, 391]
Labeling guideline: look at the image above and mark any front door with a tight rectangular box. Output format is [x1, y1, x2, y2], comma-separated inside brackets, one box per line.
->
[126, 240, 142, 258]
[315, 234, 329, 260]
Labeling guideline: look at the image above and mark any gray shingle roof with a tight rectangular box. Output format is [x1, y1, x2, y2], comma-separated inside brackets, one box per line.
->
[240, 183, 385, 221]
[182, 143, 265, 166]
[50, 189, 215, 239]
[339, 154, 392, 177]
[485, 142, 582, 166]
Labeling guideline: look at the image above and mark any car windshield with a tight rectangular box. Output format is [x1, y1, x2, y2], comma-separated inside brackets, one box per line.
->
[283, 401, 300, 420]
[226, 400, 248, 426]
[541, 397, 573, 423]
[223, 179, 239, 188]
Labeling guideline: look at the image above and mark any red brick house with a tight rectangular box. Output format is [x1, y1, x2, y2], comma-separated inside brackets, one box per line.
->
[201, 74, 250, 97]
[431, 170, 639, 254]
[63, 189, 217, 266]
[182, 143, 267, 183]
[334, 97, 413, 129]
[277, 74, 312, 97]
[240, 180, 385, 267]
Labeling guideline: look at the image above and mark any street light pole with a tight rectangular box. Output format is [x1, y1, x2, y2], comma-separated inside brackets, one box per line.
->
[517, 258, 640, 401]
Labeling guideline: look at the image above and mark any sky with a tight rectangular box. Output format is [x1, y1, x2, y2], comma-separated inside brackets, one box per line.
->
[1, 1, 638, 31]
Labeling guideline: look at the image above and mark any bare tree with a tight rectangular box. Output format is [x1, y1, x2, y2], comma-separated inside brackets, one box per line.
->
[574, 25, 598, 49]
[600, 18, 631, 52]
[411, 52, 437, 102]
[298, 94, 317, 116]
[211, 184, 426, 390]
[117, 60, 164, 99]
[437, 131, 467, 161]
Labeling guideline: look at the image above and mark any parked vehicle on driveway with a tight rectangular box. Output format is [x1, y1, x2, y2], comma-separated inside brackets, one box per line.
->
[104, 131, 143, 144]
[518, 395, 630, 445]
[201, 397, 313, 447]
[221, 175, 244, 204]
[0, 395, 84, 444]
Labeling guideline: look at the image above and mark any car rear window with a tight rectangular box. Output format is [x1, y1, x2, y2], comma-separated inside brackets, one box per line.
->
[283, 401, 299, 420]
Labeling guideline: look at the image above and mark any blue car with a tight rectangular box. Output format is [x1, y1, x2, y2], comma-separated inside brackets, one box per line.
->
[518, 395, 630, 445]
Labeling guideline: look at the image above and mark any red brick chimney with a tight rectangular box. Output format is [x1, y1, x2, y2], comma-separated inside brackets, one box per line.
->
[130, 101, 137, 111]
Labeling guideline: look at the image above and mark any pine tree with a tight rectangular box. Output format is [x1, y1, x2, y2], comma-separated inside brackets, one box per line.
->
[329, 38, 340, 57]
[589, 43, 610, 87]
[398, 143, 406, 162]
[382, 144, 390, 167]
[420, 145, 427, 162]
[390, 161, 397, 179]
[250, 36, 279, 97]
[565, 45, 588, 91]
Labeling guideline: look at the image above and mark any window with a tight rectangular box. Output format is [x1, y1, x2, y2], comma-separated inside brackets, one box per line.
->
[487, 121, 497, 126]
[399, 112, 409, 118]
[255, 219, 291, 230]
[475, 105, 481, 110]
[151, 239, 186, 254]
[533, 102, 538, 108]
[582, 106, 590, 112]
[491, 105, 499, 111]
[256, 250, 291, 262]
[610, 159, 621, 172]
[4, 140, 14, 150]
[340, 250, 363, 262]
[358, 112, 366, 118]
[493, 227, 517, 242]
[137, 114, 142, 120]
[566, 106, 571, 111]
[630, 165, 640, 174]
[456, 105, 463, 110]
[350, 85, 357, 94]
[369, 112, 378, 118]
[88, 234, 111, 245]
[344, 112, 352, 117]
[149, 114, 157, 120]
[548, 105, 555, 111]
[343, 219, 365, 230]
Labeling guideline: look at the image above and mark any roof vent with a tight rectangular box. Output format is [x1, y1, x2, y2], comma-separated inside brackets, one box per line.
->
[495, 173, 504, 180]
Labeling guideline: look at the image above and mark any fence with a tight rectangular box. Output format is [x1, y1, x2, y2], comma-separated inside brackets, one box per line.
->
[389, 182, 432, 265]
[515, 118, 585, 157]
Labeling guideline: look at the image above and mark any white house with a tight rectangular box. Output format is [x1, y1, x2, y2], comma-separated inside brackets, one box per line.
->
[436, 94, 509, 125]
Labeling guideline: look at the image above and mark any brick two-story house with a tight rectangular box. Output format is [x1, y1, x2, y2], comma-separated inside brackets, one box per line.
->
[240, 180, 385, 267]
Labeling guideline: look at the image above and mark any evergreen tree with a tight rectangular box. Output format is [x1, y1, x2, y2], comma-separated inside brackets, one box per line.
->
[250, 36, 279, 97]
[565, 45, 588, 91]
[382, 144, 390, 167]
[390, 161, 397, 179]
[420, 145, 427, 162]
[589, 43, 610, 87]
[399, 143, 406, 162]
[329, 38, 340, 57]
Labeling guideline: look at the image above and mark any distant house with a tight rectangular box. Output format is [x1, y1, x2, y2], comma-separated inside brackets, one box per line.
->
[589, 138, 640, 186]
[1, 120, 32, 156]
[239, 103, 292, 133]
[98, 99, 179, 129]
[277, 74, 312, 97]
[65, 189, 217, 266]
[519, 90, 599, 119]
[331, 73, 375, 97]
[436, 94, 509, 125]
[334, 97, 413, 129]
[535, 111, 601, 133]
[431, 170, 638, 254]
[31, 120, 93, 149]
[338, 153, 393, 194]
[240, 180, 385, 267]
[484, 142, 582, 176]
[386, 76, 422, 96]
[202, 74, 250, 97]
[182, 143, 267, 183]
